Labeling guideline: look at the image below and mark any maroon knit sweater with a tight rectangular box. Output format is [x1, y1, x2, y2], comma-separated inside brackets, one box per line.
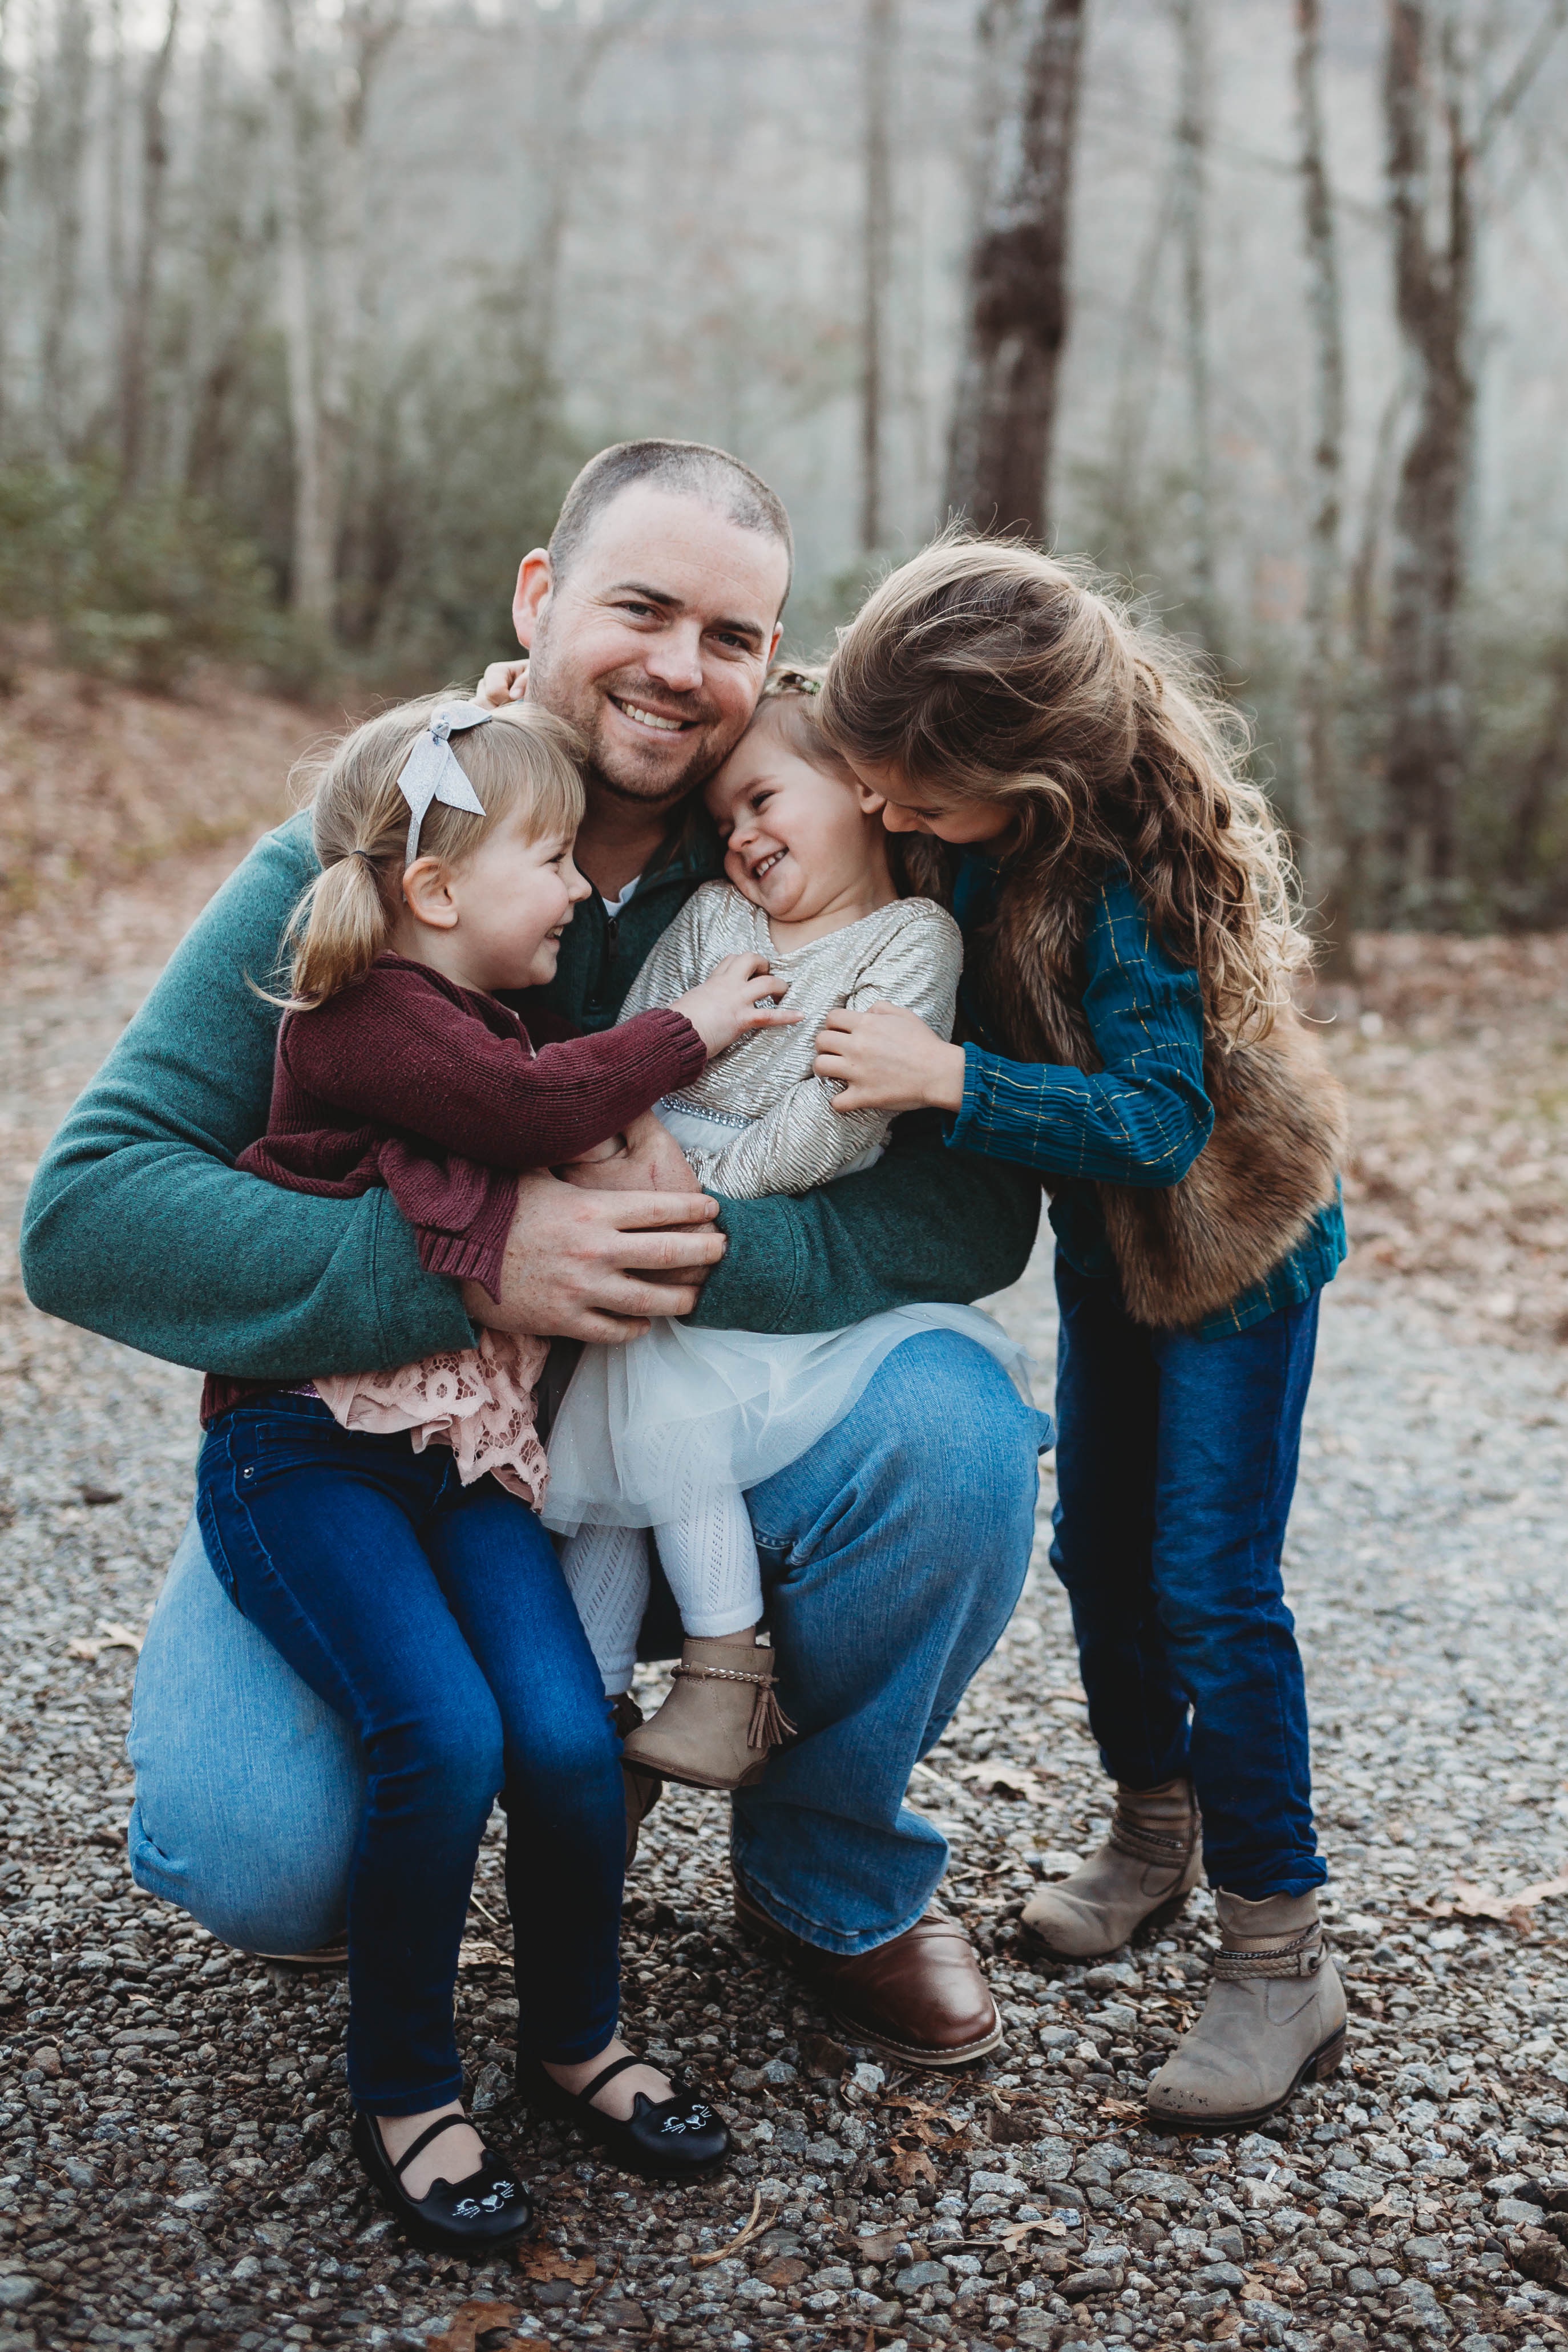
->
[200, 952, 706, 1422]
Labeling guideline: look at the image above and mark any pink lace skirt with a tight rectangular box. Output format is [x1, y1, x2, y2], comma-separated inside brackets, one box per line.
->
[313, 1328, 550, 1510]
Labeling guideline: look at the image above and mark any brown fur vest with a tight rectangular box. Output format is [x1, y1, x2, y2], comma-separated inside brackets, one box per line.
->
[971, 880, 1348, 1331]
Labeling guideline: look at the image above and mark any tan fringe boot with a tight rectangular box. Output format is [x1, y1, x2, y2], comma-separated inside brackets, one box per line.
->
[620, 1628, 796, 1792]
[1020, 1775, 1202, 1958]
[1146, 1890, 1347, 2130]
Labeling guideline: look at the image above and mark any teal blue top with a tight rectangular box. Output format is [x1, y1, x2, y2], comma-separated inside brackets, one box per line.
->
[944, 858, 1345, 1338]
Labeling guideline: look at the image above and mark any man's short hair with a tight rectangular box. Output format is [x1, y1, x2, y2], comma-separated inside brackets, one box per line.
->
[548, 440, 794, 605]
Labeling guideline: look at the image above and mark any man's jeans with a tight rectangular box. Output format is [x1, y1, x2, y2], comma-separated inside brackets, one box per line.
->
[1049, 1255, 1325, 1901]
[130, 1332, 1046, 1957]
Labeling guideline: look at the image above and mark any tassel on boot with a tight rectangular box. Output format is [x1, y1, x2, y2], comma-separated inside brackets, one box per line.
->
[621, 1628, 796, 1792]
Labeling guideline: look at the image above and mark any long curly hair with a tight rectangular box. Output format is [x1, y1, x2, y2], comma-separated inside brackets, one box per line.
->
[818, 531, 1310, 1043]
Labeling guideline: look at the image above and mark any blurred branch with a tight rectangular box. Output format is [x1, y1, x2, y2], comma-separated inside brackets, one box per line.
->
[1476, 0, 1568, 156]
[118, 0, 181, 491]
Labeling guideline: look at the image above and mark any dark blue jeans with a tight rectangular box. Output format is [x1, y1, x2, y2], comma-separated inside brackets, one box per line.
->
[1049, 1254, 1325, 1900]
[196, 1394, 625, 2113]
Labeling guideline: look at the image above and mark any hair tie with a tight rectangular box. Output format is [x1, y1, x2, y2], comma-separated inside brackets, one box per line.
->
[397, 703, 492, 865]
[348, 848, 381, 868]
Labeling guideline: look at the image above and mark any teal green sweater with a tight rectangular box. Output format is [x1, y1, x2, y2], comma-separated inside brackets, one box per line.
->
[20, 814, 1041, 1378]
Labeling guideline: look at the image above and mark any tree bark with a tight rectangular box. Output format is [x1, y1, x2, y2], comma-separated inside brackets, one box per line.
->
[860, 0, 895, 552]
[1381, 0, 1473, 922]
[269, 0, 334, 623]
[1292, 0, 1350, 968]
[37, 0, 93, 454]
[944, 0, 1086, 541]
[118, 0, 180, 491]
[1171, 0, 1217, 650]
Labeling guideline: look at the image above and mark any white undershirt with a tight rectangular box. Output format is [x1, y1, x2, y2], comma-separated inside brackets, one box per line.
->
[600, 875, 642, 920]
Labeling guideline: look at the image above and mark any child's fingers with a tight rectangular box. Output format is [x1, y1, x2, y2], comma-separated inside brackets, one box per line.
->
[743, 1006, 802, 1027]
[815, 1006, 859, 1036]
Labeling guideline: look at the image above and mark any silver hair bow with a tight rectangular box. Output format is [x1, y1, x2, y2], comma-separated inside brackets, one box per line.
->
[397, 704, 492, 865]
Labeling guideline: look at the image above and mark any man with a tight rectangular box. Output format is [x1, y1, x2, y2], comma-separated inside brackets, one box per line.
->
[22, 441, 1046, 2067]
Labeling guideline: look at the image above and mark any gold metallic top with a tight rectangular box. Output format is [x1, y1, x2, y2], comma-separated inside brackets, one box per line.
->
[618, 880, 963, 1199]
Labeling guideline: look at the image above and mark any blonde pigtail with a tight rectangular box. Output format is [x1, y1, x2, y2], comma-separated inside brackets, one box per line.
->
[286, 851, 396, 1009]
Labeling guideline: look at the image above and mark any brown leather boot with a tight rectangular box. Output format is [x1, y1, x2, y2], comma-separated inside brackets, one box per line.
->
[733, 1878, 1002, 2069]
[610, 1694, 662, 1868]
[1021, 1775, 1202, 1958]
[1146, 1890, 1347, 2131]
[620, 1629, 794, 1792]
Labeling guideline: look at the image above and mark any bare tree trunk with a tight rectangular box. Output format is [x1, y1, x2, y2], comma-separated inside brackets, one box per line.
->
[269, 0, 334, 623]
[944, 0, 1086, 541]
[1171, 0, 1217, 650]
[118, 0, 180, 490]
[1292, 0, 1350, 969]
[0, 0, 11, 441]
[38, 0, 92, 454]
[1379, 0, 1566, 922]
[106, 0, 127, 342]
[1381, 0, 1472, 922]
[860, 0, 895, 552]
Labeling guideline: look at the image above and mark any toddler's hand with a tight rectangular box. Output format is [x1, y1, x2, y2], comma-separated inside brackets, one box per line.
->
[676, 953, 800, 1057]
[814, 1003, 966, 1114]
[475, 659, 528, 709]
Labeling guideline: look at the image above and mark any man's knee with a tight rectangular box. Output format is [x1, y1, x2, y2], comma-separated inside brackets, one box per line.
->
[868, 1334, 1042, 1550]
[127, 1515, 362, 1953]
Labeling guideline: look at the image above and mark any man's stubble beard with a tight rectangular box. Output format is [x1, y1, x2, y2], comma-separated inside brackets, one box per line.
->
[526, 624, 736, 816]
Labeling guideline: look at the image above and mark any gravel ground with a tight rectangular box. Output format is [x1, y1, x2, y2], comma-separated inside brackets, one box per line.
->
[3, 848, 1568, 2352]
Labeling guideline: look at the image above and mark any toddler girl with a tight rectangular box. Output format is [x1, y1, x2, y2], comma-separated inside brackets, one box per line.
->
[813, 539, 1349, 2132]
[195, 694, 773, 2252]
[544, 672, 1033, 1792]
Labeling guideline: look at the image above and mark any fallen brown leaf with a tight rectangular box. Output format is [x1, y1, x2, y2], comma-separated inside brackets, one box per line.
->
[518, 2247, 595, 2286]
[425, 2301, 524, 2352]
[892, 2149, 937, 2188]
[1097, 2096, 1144, 2120]
[458, 1938, 507, 1969]
[1426, 1869, 1568, 1929]
[958, 1760, 1044, 1802]
[997, 2216, 1069, 2252]
[64, 1618, 146, 1661]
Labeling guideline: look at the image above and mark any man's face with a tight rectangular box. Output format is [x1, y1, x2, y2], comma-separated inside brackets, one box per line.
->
[514, 486, 789, 813]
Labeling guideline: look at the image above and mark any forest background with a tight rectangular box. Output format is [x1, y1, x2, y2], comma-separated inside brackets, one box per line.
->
[1, 0, 1567, 946]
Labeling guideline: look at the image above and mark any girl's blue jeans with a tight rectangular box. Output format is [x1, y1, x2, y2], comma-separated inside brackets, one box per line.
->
[195, 1392, 624, 2115]
[1050, 1253, 1327, 1901]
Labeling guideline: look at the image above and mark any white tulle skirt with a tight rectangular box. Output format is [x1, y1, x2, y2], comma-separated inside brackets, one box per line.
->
[540, 1301, 1034, 1537]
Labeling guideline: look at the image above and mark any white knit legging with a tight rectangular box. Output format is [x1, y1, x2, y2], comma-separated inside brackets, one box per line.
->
[559, 1481, 763, 1697]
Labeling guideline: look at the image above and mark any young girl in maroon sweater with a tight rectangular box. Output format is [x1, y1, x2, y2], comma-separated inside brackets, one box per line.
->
[195, 695, 787, 2252]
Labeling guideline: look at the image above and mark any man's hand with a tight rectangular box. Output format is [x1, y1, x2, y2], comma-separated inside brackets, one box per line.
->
[462, 1166, 724, 1341]
[475, 659, 528, 709]
[814, 1003, 967, 1114]
[559, 1109, 701, 1196]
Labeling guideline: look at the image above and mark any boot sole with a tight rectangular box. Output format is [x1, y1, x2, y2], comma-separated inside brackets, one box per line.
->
[1145, 2023, 1347, 2135]
[1019, 1884, 1195, 1962]
[829, 2006, 1004, 2072]
[622, 1754, 768, 1793]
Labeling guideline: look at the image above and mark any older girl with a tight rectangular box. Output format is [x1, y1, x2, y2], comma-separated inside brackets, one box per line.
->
[814, 538, 1348, 2132]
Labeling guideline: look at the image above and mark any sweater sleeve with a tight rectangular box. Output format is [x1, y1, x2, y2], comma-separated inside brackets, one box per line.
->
[688, 1115, 1042, 1332]
[280, 968, 706, 1170]
[684, 900, 964, 1199]
[18, 817, 476, 1380]
[944, 875, 1214, 1186]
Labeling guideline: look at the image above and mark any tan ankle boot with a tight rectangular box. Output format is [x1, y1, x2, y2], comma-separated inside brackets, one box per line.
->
[1020, 1776, 1202, 1958]
[609, 1694, 662, 1868]
[1146, 1889, 1347, 2131]
[619, 1630, 795, 1793]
